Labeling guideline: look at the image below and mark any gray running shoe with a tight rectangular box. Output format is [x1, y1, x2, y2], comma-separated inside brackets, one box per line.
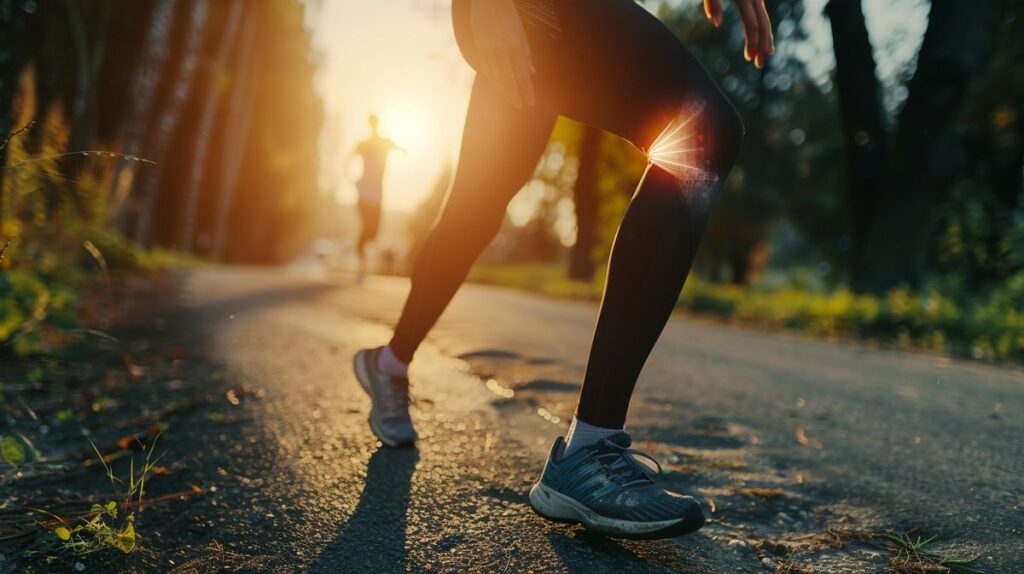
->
[529, 432, 704, 539]
[353, 347, 417, 447]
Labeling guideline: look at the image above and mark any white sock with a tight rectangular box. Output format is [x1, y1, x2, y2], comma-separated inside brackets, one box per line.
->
[376, 345, 409, 378]
[563, 416, 621, 457]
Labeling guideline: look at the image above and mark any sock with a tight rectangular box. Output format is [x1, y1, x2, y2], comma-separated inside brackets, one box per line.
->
[563, 416, 622, 457]
[376, 345, 409, 378]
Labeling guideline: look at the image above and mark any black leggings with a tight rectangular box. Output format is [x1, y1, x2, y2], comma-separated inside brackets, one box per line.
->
[390, 0, 743, 428]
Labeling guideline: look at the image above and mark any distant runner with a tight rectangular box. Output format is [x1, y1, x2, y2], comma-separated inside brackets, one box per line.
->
[352, 114, 403, 281]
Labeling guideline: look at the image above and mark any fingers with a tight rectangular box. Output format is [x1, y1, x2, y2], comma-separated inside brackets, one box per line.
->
[735, 0, 760, 64]
[703, 0, 724, 27]
[754, 0, 774, 68]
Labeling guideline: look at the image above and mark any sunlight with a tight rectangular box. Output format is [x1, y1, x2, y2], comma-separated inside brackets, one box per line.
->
[379, 101, 431, 154]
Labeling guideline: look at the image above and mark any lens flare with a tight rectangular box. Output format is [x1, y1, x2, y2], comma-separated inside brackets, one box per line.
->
[643, 100, 717, 201]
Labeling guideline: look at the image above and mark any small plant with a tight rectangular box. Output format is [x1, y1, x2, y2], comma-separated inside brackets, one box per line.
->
[880, 531, 984, 574]
[46, 435, 163, 557]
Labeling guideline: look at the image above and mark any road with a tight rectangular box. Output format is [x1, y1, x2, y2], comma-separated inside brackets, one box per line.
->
[157, 266, 1022, 573]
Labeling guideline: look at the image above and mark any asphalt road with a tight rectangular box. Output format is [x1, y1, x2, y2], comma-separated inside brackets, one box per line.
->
[159, 265, 1022, 573]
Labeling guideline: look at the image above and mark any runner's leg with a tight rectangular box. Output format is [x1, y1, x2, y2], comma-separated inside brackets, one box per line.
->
[388, 79, 556, 363]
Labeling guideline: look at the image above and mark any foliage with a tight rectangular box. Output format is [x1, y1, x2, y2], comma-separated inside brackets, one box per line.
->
[468, 262, 1024, 362]
[0, 112, 183, 357]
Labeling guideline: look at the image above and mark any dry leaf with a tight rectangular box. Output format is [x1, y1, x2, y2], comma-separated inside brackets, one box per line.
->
[736, 486, 785, 498]
[795, 427, 822, 449]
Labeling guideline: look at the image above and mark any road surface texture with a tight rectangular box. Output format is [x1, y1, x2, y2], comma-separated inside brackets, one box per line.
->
[150, 266, 1021, 573]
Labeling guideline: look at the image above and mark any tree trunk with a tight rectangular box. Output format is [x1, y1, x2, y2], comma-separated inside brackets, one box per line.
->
[212, 8, 258, 259]
[859, 0, 993, 292]
[108, 0, 178, 231]
[0, 0, 29, 210]
[570, 125, 600, 280]
[135, 0, 210, 245]
[824, 0, 889, 292]
[64, 0, 111, 169]
[180, 0, 244, 252]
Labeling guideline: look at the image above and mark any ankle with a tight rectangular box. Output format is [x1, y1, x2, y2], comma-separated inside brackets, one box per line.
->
[376, 345, 409, 378]
[564, 416, 621, 456]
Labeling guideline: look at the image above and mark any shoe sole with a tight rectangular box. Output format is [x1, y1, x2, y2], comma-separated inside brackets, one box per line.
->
[528, 481, 705, 540]
[352, 349, 415, 448]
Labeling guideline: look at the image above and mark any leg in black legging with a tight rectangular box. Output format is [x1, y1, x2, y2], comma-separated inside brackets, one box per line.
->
[391, 0, 742, 432]
[389, 79, 556, 362]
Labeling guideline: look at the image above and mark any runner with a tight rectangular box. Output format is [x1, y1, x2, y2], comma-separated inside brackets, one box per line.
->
[352, 114, 403, 282]
[354, 0, 772, 539]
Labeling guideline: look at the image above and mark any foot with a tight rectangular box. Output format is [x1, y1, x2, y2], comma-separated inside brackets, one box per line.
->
[529, 432, 705, 539]
[353, 347, 417, 447]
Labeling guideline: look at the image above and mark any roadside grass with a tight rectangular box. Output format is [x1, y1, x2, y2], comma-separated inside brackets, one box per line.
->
[32, 437, 160, 563]
[879, 531, 983, 574]
[0, 432, 168, 572]
[467, 262, 1024, 363]
[762, 528, 984, 574]
[839, 529, 984, 574]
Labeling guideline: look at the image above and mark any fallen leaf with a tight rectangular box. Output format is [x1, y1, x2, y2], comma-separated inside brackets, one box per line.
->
[795, 427, 823, 449]
[736, 486, 785, 498]
[709, 459, 747, 469]
[54, 526, 71, 541]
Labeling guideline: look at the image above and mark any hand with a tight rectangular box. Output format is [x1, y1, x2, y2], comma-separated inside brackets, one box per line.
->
[470, 0, 536, 108]
[704, 0, 774, 69]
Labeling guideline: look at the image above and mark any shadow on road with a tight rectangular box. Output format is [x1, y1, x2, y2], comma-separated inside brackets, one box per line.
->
[546, 530, 702, 573]
[184, 279, 339, 319]
[309, 447, 420, 572]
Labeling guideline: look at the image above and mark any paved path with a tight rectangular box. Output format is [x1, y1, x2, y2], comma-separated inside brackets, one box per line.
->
[161, 266, 1022, 573]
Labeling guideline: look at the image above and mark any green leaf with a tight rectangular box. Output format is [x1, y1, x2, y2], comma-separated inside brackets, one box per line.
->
[1, 434, 38, 467]
[54, 526, 71, 541]
[111, 517, 136, 553]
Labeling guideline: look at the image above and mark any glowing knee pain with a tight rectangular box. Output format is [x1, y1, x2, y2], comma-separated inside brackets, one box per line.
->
[642, 100, 719, 207]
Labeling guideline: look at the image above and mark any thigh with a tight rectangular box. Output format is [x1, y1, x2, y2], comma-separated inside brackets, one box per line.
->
[528, 0, 726, 149]
[442, 77, 557, 218]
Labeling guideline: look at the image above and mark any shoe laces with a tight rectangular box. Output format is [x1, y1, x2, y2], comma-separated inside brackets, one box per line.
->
[378, 375, 411, 420]
[595, 440, 663, 489]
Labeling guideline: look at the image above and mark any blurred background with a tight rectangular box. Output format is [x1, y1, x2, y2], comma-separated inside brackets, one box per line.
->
[0, 0, 1021, 360]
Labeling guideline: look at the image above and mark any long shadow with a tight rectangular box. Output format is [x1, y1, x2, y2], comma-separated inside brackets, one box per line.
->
[546, 530, 702, 573]
[309, 447, 419, 573]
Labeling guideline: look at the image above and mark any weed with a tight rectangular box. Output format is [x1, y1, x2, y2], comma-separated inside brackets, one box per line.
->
[39, 435, 162, 562]
[880, 531, 983, 574]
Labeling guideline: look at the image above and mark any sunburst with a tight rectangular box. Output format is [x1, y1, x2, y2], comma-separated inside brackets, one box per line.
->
[642, 101, 717, 197]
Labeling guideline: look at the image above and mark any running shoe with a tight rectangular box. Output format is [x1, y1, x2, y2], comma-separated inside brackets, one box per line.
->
[529, 432, 705, 539]
[353, 347, 417, 447]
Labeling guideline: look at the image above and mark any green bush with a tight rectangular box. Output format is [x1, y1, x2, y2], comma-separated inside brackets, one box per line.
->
[468, 263, 1024, 362]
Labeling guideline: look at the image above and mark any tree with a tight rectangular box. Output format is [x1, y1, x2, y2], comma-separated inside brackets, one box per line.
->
[108, 0, 178, 230]
[0, 0, 30, 188]
[180, 0, 244, 252]
[135, 0, 209, 245]
[827, 0, 994, 293]
[211, 8, 258, 258]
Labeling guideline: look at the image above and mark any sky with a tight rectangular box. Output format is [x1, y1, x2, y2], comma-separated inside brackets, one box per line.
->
[309, 0, 927, 213]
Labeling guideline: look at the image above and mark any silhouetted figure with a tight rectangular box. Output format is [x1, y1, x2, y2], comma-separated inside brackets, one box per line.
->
[353, 114, 402, 281]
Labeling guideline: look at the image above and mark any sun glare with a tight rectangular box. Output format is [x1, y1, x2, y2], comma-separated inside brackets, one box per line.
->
[379, 102, 431, 154]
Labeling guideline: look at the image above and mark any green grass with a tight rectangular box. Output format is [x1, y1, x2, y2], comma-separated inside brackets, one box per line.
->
[466, 262, 1024, 362]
